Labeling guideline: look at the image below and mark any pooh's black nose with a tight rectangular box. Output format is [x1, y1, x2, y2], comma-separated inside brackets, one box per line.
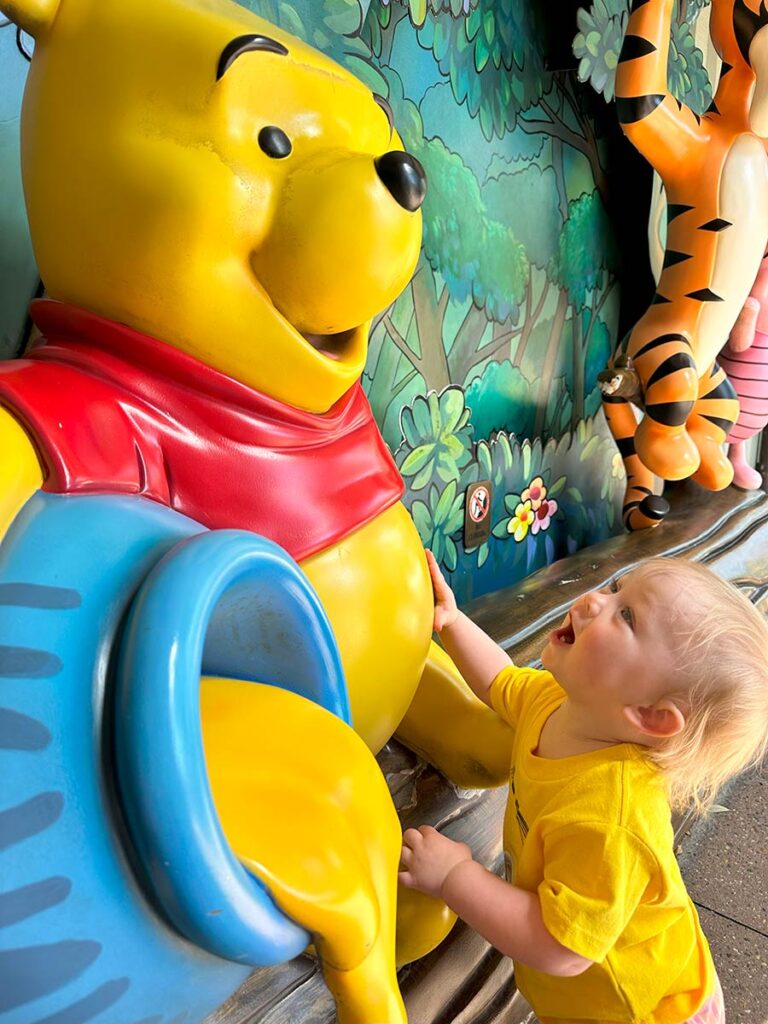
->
[375, 151, 427, 212]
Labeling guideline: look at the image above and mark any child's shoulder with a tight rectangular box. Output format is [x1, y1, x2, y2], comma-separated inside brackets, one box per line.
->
[546, 749, 671, 842]
[490, 663, 564, 727]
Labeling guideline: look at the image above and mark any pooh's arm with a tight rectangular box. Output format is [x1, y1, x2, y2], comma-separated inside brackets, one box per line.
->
[0, 405, 44, 541]
[395, 641, 512, 789]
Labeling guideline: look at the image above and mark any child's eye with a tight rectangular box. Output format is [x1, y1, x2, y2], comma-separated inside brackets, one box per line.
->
[609, 579, 619, 593]
[621, 606, 634, 629]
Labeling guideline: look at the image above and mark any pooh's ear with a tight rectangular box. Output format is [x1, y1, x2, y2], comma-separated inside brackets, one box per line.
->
[1, 0, 61, 38]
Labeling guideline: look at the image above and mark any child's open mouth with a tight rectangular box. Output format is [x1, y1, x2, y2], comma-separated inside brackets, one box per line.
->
[551, 614, 575, 646]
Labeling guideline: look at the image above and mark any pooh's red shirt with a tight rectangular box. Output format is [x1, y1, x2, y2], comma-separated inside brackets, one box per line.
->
[0, 300, 404, 561]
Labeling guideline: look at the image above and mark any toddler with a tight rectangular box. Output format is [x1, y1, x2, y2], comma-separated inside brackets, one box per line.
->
[400, 553, 768, 1024]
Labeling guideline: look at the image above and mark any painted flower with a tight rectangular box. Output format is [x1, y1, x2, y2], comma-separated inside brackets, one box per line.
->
[508, 500, 535, 542]
[611, 452, 623, 478]
[531, 498, 558, 535]
[521, 475, 547, 510]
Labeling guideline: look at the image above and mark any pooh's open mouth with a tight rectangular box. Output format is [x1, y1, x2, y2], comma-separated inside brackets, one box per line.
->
[253, 266, 364, 366]
[301, 327, 358, 362]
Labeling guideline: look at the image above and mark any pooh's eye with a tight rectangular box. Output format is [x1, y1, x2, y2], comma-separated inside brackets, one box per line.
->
[258, 126, 292, 159]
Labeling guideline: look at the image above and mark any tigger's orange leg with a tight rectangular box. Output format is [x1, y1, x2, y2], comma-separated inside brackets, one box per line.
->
[602, 393, 669, 531]
[630, 329, 701, 480]
[687, 362, 738, 491]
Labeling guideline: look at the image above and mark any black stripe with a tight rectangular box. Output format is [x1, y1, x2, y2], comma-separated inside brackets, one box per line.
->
[701, 414, 735, 435]
[29, 978, 130, 1024]
[734, 0, 768, 65]
[0, 583, 81, 609]
[619, 35, 657, 62]
[662, 250, 692, 268]
[646, 352, 696, 388]
[720, 61, 733, 76]
[686, 288, 724, 302]
[0, 792, 64, 851]
[651, 292, 672, 304]
[706, 98, 720, 115]
[635, 486, 654, 496]
[699, 378, 738, 402]
[0, 877, 71, 928]
[0, 708, 51, 751]
[667, 203, 694, 222]
[698, 218, 732, 232]
[0, 646, 62, 678]
[602, 394, 627, 405]
[633, 333, 690, 359]
[617, 436, 636, 458]
[646, 400, 696, 427]
[616, 93, 665, 124]
[631, 0, 651, 7]
[0, 942, 101, 1013]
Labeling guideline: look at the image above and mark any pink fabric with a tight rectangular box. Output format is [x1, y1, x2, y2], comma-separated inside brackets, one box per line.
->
[682, 975, 725, 1024]
[719, 329, 768, 442]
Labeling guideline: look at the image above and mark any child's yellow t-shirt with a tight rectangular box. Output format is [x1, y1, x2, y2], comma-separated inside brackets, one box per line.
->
[488, 665, 714, 1024]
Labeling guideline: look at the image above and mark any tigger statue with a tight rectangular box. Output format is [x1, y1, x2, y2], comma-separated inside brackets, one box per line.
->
[600, 0, 768, 530]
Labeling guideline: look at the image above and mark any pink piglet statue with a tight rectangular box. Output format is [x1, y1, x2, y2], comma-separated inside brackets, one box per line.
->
[718, 254, 768, 489]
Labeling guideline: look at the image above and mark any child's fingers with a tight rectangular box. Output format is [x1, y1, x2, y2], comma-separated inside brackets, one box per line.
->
[402, 827, 423, 848]
[426, 558, 441, 595]
[398, 870, 415, 888]
[426, 552, 453, 607]
[425, 549, 446, 587]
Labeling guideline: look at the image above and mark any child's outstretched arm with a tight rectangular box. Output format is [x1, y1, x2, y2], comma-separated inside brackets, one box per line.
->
[426, 549, 511, 708]
[400, 825, 592, 978]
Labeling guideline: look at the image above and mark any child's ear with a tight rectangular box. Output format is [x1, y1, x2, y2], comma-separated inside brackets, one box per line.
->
[623, 699, 686, 739]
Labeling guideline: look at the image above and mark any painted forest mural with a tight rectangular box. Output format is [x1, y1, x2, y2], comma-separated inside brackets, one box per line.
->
[0, 1, 716, 602]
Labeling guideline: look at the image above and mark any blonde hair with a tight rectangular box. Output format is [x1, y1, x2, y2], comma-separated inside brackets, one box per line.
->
[635, 557, 768, 815]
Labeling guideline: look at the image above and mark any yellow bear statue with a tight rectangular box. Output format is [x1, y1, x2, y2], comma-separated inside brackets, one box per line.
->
[0, 0, 512, 1020]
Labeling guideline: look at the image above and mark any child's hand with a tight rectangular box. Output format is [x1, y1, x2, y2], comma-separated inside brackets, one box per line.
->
[399, 825, 473, 899]
[425, 549, 459, 632]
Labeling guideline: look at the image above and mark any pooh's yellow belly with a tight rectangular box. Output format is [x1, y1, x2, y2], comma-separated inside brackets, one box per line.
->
[300, 502, 434, 754]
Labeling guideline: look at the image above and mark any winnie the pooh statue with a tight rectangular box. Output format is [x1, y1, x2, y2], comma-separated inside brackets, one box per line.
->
[0, 0, 511, 1021]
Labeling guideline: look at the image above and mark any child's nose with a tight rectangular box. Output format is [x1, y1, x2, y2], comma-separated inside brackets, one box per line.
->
[573, 593, 596, 620]
[582, 590, 607, 617]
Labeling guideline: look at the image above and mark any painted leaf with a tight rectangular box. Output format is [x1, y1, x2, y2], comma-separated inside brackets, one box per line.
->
[401, 443, 436, 475]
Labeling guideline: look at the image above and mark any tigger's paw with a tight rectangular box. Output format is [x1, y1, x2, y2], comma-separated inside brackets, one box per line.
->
[635, 419, 700, 481]
[624, 493, 669, 531]
[690, 443, 734, 491]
